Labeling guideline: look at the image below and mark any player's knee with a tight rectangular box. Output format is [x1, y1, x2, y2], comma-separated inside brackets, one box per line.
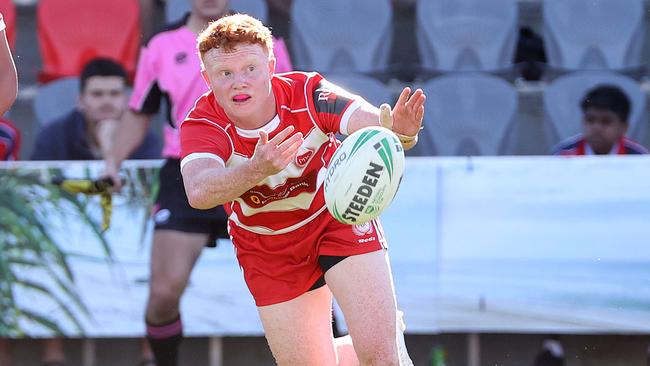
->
[149, 281, 183, 308]
[356, 346, 399, 366]
[354, 334, 399, 366]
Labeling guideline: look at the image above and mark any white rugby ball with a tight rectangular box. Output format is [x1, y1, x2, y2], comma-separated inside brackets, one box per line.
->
[324, 126, 405, 225]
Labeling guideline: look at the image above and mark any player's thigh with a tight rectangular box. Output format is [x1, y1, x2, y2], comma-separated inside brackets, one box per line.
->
[325, 250, 398, 360]
[149, 229, 207, 292]
[257, 285, 338, 366]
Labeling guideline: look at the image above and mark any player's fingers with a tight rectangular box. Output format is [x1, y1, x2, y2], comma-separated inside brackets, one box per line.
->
[405, 88, 424, 110]
[277, 132, 303, 152]
[396, 87, 411, 107]
[411, 91, 426, 112]
[415, 105, 425, 124]
[269, 125, 296, 146]
[258, 130, 269, 145]
[379, 103, 393, 129]
[280, 139, 303, 163]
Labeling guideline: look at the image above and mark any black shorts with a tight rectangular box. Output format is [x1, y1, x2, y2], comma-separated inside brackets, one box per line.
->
[153, 159, 229, 247]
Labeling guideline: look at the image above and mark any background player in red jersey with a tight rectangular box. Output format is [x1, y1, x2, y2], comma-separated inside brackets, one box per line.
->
[0, 12, 17, 115]
[180, 14, 425, 365]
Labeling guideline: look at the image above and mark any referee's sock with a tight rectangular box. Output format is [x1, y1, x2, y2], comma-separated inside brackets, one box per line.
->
[146, 316, 183, 366]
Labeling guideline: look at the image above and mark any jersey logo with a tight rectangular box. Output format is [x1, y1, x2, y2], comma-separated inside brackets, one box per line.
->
[295, 148, 314, 167]
[317, 89, 337, 103]
[352, 222, 374, 236]
[241, 170, 318, 208]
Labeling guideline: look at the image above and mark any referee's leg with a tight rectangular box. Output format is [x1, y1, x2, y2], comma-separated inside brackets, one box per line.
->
[145, 229, 207, 366]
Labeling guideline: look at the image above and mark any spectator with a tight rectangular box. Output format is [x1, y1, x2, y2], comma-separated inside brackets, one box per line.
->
[553, 85, 648, 156]
[25, 58, 159, 366]
[31, 58, 160, 160]
[538, 85, 648, 366]
[0, 11, 17, 115]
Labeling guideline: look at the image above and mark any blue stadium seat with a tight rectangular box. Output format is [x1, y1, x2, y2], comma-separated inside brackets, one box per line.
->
[543, 0, 644, 70]
[290, 0, 393, 74]
[32, 77, 79, 125]
[416, 0, 518, 72]
[325, 73, 394, 109]
[411, 73, 518, 156]
[543, 71, 646, 149]
[166, 0, 268, 25]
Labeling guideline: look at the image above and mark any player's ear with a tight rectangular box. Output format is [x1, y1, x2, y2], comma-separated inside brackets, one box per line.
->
[201, 69, 211, 86]
[268, 56, 276, 76]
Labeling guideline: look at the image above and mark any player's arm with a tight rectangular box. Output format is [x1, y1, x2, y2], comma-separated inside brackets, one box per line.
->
[347, 87, 425, 150]
[182, 126, 303, 209]
[0, 19, 17, 115]
[98, 110, 152, 189]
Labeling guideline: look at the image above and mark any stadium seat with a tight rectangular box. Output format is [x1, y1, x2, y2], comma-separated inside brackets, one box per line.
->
[411, 73, 518, 156]
[166, 0, 269, 24]
[290, 0, 393, 74]
[325, 73, 394, 109]
[32, 77, 79, 125]
[37, 0, 140, 83]
[0, 0, 16, 49]
[543, 71, 646, 149]
[543, 0, 644, 70]
[416, 0, 518, 72]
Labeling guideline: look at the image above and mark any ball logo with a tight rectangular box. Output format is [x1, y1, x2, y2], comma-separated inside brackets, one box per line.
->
[352, 222, 374, 236]
[324, 151, 347, 191]
[324, 126, 405, 225]
[338, 162, 383, 223]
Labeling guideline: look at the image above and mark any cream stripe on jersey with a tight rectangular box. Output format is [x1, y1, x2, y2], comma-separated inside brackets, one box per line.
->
[180, 152, 224, 170]
[339, 99, 364, 135]
[229, 206, 327, 235]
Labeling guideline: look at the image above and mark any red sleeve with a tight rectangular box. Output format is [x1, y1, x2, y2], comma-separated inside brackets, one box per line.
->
[180, 118, 232, 168]
[306, 76, 365, 135]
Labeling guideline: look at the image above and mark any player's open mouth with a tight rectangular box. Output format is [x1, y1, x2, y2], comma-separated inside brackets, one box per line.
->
[232, 94, 252, 103]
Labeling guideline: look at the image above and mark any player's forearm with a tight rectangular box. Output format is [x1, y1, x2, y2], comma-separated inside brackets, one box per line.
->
[184, 161, 268, 209]
[346, 103, 381, 135]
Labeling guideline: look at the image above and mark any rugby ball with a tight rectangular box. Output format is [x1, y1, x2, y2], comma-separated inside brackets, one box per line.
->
[324, 126, 405, 225]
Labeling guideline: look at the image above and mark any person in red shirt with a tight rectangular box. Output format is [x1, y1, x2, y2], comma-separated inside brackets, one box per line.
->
[553, 85, 648, 156]
[0, 12, 17, 115]
[180, 14, 425, 365]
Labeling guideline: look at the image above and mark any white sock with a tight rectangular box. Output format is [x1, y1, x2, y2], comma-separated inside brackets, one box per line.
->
[396, 310, 414, 366]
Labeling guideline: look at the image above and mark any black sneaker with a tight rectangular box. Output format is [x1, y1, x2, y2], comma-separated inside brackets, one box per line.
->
[533, 350, 564, 366]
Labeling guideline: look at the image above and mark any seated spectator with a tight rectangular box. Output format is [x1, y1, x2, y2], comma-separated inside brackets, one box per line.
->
[539, 85, 648, 366]
[31, 58, 160, 160]
[553, 85, 648, 156]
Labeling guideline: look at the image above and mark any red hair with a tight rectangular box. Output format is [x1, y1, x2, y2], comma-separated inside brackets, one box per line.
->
[197, 14, 273, 59]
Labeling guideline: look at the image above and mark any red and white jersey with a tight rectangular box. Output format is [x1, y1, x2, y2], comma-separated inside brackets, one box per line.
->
[180, 72, 368, 234]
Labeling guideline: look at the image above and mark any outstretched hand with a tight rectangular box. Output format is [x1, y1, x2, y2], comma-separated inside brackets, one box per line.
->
[251, 125, 304, 177]
[380, 87, 426, 137]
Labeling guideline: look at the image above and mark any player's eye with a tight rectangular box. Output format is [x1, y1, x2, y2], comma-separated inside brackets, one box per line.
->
[247, 65, 255, 72]
[222, 71, 232, 77]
